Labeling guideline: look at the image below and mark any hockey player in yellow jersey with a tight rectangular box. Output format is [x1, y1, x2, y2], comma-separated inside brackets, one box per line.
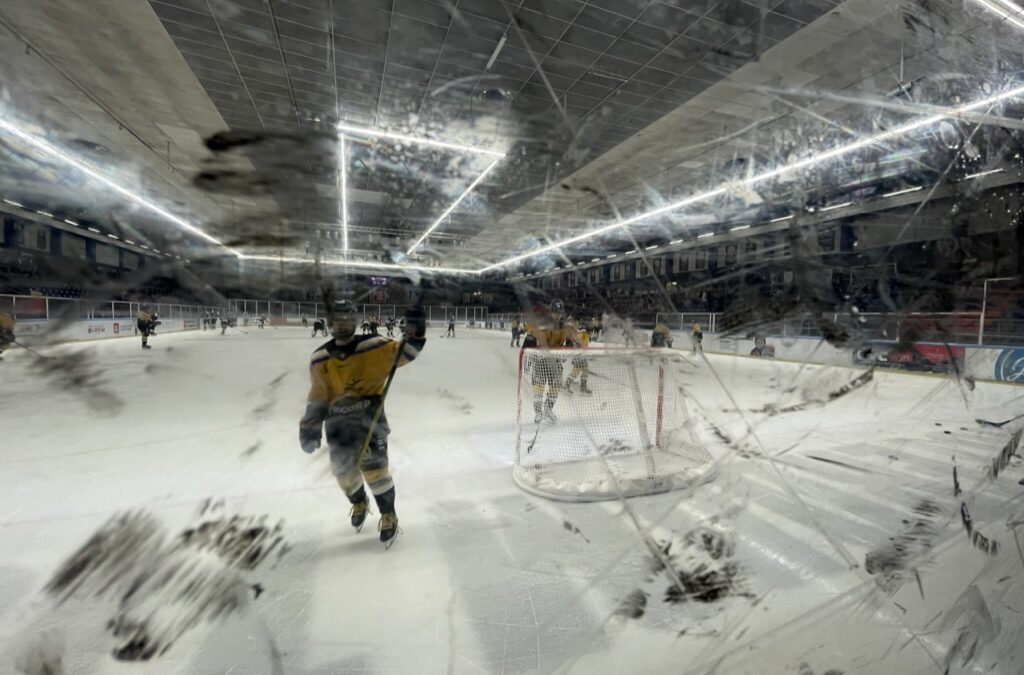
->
[563, 322, 592, 395]
[521, 300, 574, 423]
[0, 310, 16, 360]
[651, 323, 674, 348]
[299, 299, 426, 547]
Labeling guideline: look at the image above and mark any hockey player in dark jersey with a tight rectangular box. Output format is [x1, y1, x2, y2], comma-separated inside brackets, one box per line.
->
[385, 316, 396, 337]
[299, 299, 426, 547]
[137, 308, 159, 349]
[311, 318, 328, 337]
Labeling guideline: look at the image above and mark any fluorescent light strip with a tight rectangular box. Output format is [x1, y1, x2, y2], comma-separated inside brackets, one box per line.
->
[645, 244, 660, 250]
[882, 186, 924, 198]
[591, 257, 600, 262]
[770, 214, 794, 222]
[87, 227, 100, 233]
[819, 201, 852, 212]
[406, 157, 503, 255]
[340, 134, 349, 252]
[37, 210, 53, 218]
[698, 232, 714, 239]
[63, 218, 78, 226]
[479, 82, 1024, 272]
[335, 121, 505, 158]
[0, 117, 240, 255]
[974, 0, 1024, 29]
[3, 198, 23, 207]
[125, 239, 135, 245]
[606, 254, 617, 259]
[480, 186, 728, 271]
[626, 249, 638, 254]
[963, 168, 1004, 179]
[240, 254, 478, 275]
[107, 234, 119, 240]
[730, 224, 751, 231]
[670, 239, 684, 244]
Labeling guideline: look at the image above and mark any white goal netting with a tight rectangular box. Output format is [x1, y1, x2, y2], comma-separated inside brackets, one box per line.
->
[514, 348, 716, 501]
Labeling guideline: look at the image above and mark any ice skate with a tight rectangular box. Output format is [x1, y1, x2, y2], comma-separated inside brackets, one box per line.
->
[378, 513, 399, 548]
[350, 500, 371, 532]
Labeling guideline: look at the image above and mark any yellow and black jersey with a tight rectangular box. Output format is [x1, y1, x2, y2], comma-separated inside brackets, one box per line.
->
[305, 334, 424, 422]
[0, 311, 14, 346]
[137, 311, 153, 323]
[521, 322, 573, 350]
[571, 329, 590, 349]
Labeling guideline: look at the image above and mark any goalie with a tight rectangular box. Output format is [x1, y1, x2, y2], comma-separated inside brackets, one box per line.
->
[563, 321, 592, 395]
[521, 301, 573, 423]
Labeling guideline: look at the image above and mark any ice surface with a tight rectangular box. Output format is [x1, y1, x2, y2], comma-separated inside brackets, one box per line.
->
[1, 328, 1022, 674]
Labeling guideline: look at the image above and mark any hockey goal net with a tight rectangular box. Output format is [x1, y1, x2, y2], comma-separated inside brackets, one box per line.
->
[514, 348, 715, 501]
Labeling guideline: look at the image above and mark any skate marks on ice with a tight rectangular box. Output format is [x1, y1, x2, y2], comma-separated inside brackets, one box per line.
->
[562, 519, 590, 544]
[242, 370, 290, 458]
[248, 370, 290, 420]
[14, 630, 65, 675]
[24, 347, 123, 415]
[27, 500, 288, 670]
[864, 498, 944, 580]
[436, 388, 473, 415]
[754, 368, 875, 416]
[615, 527, 754, 625]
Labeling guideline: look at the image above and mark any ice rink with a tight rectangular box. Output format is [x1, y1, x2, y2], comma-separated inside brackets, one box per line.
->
[2, 326, 1023, 674]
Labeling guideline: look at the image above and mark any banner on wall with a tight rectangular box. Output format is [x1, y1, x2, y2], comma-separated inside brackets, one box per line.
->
[854, 341, 965, 372]
[13, 322, 42, 335]
[749, 335, 776, 358]
[994, 348, 1024, 383]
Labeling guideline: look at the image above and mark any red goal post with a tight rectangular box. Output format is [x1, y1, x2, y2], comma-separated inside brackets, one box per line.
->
[513, 346, 716, 501]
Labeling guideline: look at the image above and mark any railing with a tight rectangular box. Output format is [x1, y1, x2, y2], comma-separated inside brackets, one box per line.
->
[0, 293, 221, 322]
[6, 290, 1021, 348]
[655, 310, 1024, 347]
[225, 299, 489, 323]
[652, 312, 717, 334]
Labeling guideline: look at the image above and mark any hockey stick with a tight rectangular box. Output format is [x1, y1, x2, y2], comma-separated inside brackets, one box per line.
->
[12, 339, 50, 360]
[976, 412, 1024, 429]
[355, 335, 408, 466]
[525, 416, 543, 454]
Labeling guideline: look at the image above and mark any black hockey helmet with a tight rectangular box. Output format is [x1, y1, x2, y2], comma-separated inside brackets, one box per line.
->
[329, 299, 356, 320]
[329, 299, 357, 339]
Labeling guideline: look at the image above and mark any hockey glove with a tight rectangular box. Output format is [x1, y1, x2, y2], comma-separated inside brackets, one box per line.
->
[403, 304, 426, 339]
[299, 425, 321, 453]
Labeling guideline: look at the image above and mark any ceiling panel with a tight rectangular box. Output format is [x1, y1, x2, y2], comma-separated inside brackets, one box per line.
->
[148, 0, 837, 255]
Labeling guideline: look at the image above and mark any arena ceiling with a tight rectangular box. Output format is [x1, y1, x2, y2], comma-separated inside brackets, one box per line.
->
[0, 0, 1022, 274]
